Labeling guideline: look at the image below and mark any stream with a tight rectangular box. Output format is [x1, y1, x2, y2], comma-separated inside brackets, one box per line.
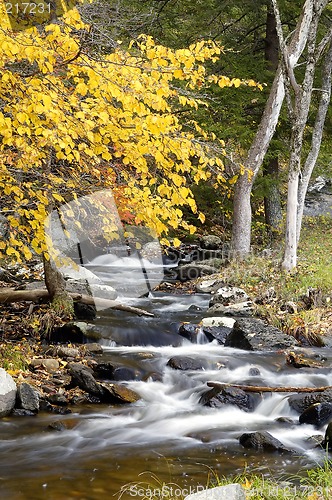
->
[1, 292, 332, 500]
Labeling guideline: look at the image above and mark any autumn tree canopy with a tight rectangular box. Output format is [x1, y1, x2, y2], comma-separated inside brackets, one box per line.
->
[0, 6, 262, 264]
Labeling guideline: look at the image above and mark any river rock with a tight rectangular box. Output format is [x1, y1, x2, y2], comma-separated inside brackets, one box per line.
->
[50, 321, 101, 344]
[322, 421, 332, 450]
[177, 263, 219, 281]
[200, 235, 222, 250]
[68, 362, 103, 398]
[73, 302, 97, 320]
[209, 286, 249, 306]
[299, 402, 332, 427]
[47, 393, 69, 406]
[184, 483, 246, 500]
[83, 343, 103, 355]
[16, 382, 40, 412]
[178, 323, 199, 343]
[0, 369, 16, 417]
[239, 431, 292, 453]
[207, 301, 254, 317]
[201, 325, 232, 345]
[199, 386, 258, 412]
[167, 356, 207, 371]
[288, 390, 332, 414]
[100, 383, 141, 404]
[112, 367, 138, 381]
[201, 317, 236, 329]
[56, 347, 80, 359]
[62, 264, 102, 283]
[29, 358, 60, 373]
[196, 278, 226, 294]
[93, 361, 115, 379]
[225, 318, 299, 351]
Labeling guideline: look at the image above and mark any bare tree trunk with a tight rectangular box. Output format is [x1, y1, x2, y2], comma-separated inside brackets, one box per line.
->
[43, 255, 74, 318]
[281, 0, 329, 271]
[296, 37, 332, 242]
[263, 8, 282, 237]
[231, 0, 315, 259]
[263, 158, 282, 235]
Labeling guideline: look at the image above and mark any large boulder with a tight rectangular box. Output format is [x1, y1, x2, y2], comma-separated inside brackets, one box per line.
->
[225, 318, 299, 351]
[239, 431, 292, 453]
[201, 325, 232, 345]
[0, 368, 17, 417]
[184, 484, 246, 500]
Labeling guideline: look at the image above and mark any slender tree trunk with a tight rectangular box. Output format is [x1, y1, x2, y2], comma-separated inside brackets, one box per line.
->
[296, 37, 332, 243]
[43, 251, 74, 318]
[263, 157, 282, 234]
[263, 7, 282, 236]
[231, 0, 315, 259]
[281, 0, 328, 271]
[43, 150, 74, 318]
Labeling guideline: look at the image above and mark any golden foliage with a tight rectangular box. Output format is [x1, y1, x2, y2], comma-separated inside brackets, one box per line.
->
[0, 8, 249, 258]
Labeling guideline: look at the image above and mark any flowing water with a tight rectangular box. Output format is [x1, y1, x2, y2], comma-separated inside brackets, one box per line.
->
[1, 292, 332, 500]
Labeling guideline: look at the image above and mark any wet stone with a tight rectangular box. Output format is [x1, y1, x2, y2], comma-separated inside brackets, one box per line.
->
[101, 383, 141, 404]
[167, 356, 207, 371]
[47, 421, 67, 432]
[288, 390, 332, 414]
[178, 323, 199, 343]
[47, 393, 69, 406]
[16, 382, 40, 412]
[299, 402, 332, 427]
[239, 431, 292, 453]
[199, 386, 258, 412]
[11, 408, 36, 417]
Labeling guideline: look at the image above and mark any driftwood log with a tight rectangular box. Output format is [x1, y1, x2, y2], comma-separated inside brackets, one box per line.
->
[0, 287, 153, 317]
[207, 381, 332, 393]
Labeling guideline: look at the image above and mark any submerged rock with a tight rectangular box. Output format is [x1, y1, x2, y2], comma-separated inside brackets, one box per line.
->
[239, 431, 292, 453]
[225, 318, 299, 351]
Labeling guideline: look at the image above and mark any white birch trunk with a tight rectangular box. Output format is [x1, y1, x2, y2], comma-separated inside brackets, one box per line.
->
[282, 0, 330, 271]
[296, 37, 332, 242]
[231, 0, 315, 258]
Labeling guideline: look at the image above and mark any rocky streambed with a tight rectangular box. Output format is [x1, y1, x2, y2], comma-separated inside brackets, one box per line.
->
[1, 275, 332, 499]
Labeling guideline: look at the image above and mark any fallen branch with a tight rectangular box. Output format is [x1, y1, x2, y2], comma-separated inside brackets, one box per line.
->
[207, 381, 332, 393]
[0, 287, 154, 317]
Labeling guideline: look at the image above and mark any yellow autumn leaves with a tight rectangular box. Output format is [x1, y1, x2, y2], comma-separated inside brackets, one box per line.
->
[0, 7, 254, 261]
